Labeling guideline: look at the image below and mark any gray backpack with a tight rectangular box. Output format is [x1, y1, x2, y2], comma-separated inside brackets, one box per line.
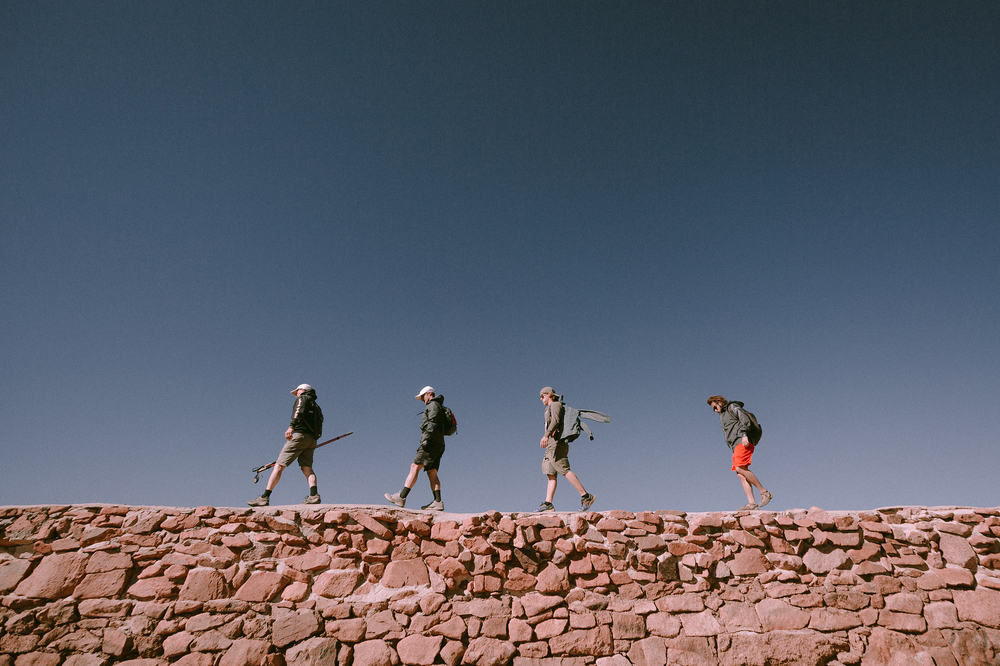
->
[561, 404, 611, 442]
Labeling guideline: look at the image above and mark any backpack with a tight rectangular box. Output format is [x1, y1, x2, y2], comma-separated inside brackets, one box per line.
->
[560, 403, 611, 443]
[441, 406, 457, 436]
[728, 401, 762, 445]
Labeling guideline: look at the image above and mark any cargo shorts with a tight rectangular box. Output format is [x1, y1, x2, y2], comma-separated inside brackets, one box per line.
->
[276, 432, 317, 468]
[542, 439, 571, 476]
[414, 441, 445, 471]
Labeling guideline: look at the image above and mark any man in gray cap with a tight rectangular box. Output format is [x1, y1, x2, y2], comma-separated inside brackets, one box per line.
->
[248, 384, 324, 507]
[385, 386, 447, 511]
[537, 386, 595, 512]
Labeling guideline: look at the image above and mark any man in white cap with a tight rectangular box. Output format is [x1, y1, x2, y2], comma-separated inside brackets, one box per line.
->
[385, 386, 447, 511]
[248, 384, 324, 507]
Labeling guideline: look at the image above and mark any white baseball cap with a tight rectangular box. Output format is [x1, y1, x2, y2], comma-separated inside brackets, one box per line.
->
[415, 386, 435, 399]
[291, 384, 313, 394]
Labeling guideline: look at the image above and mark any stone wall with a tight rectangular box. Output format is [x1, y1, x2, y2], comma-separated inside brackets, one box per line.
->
[2, 504, 1000, 666]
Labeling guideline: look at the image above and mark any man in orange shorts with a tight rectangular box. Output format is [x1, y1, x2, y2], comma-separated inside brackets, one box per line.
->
[708, 396, 772, 511]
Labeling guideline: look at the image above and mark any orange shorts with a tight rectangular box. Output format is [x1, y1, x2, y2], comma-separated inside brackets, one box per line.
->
[731, 442, 754, 471]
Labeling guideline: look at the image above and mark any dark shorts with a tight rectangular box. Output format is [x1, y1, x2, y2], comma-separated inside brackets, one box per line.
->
[276, 432, 317, 468]
[414, 441, 445, 471]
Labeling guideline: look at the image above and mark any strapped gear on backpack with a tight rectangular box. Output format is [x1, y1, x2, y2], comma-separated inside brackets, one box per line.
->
[560, 404, 611, 443]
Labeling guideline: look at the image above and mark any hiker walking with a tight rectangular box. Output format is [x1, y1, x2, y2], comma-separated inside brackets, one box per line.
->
[537, 387, 596, 512]
[248, 384, 324, 507]
[385, 386, 447, 511]
[707, 395, 772, 510]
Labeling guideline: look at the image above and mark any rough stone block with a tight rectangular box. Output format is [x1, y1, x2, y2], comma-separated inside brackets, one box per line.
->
[14, 553, 88, 599]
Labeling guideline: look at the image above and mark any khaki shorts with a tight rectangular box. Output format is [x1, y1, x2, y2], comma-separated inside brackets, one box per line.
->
[542, 439, 571, 476]
[276, 432, 317, 468]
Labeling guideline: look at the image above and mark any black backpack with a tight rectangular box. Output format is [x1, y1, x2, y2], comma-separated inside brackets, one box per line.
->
[441, 406, 457, 436]
[728, 401, 762, 445]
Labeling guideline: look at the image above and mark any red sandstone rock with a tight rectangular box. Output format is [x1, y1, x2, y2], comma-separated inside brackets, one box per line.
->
[382, 559, 430, 588]
[729, 549, 770, 575]
[654, 594, 704, 613]
[548, 626, 613, 657]
[13, 653, 61, 666]
[127, 576, 178, 600]
[73, 569, 130, 598]
[0, 558, 33, 593]
[85, 550, 133, 573]
[397, 634, 444, 665]
[235, 571, 290, 602]
[162, 631, 196, 658]
[645, 613, 681, 638]
[520, 594, 565, 618]
[953, 588, 1000, 629]
[431, 616, 467, 640]
[353, 639, 395, 666]
[802, 548, 851, 574]
[220, 638, 271, 666]
[680, 610, 723, 637]
[809, 608, 863, 632]
[719, 602, 762, 632]
[178, 568, 229, 601]
[462, 637, 516, 666]
[754, 599, 810, 632]
[273, 609, 321, 647]
[286, 637, 339, 666]
[721, 631, 848, 666]
[535, 564, 570, 595]
[938, 533, 978, 570]
[627, 636, 666, 666]
[14, 552, 88, 599]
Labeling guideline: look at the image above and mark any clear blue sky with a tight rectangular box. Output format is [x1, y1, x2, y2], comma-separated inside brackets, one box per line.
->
[3, 2, 997, 513]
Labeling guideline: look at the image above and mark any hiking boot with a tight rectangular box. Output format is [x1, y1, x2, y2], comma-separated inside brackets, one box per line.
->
[758, 490, 773, 508]
[385, 492, 406, 508]
[738, 503, 758, 511]
[302, 494, 321, 504]
[580, 493, 596, 511]
[247, 495, 269, 507]
[537, 501, 555, 512]
[421, 500, 444, 511]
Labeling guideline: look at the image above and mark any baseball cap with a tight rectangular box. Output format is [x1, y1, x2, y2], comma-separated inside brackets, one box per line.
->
[415, 386, 435, 399]
[291, 384, 313, 394]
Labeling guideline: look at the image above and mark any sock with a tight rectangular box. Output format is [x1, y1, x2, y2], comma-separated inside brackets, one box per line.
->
[261, 489, 272, 498]
[399, 486, 411, 499]
[309, 486, 318, 496]
[433, 489, 442, 502]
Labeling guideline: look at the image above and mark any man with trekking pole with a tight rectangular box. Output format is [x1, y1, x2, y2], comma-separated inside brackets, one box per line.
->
[248, 384, 324, 507]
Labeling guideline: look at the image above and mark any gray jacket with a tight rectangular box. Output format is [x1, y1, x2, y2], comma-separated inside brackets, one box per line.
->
[720, 401, 752, 452]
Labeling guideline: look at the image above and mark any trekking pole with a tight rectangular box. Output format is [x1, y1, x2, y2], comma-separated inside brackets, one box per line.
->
[252, 432, 354, 483]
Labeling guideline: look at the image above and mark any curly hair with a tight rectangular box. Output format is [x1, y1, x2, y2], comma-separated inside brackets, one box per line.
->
[707, 395, 728, 406]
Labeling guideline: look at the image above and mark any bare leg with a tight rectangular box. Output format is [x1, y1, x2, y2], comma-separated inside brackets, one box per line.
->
[545, 475, 557, 503]
[404, 463, 424, 489]
[426, 468, 441, 492]
[265, 464, 286, 491]
[735, 467, 763, 504]
[301, 466, 317, 488]
[564, 471, 587, 496]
